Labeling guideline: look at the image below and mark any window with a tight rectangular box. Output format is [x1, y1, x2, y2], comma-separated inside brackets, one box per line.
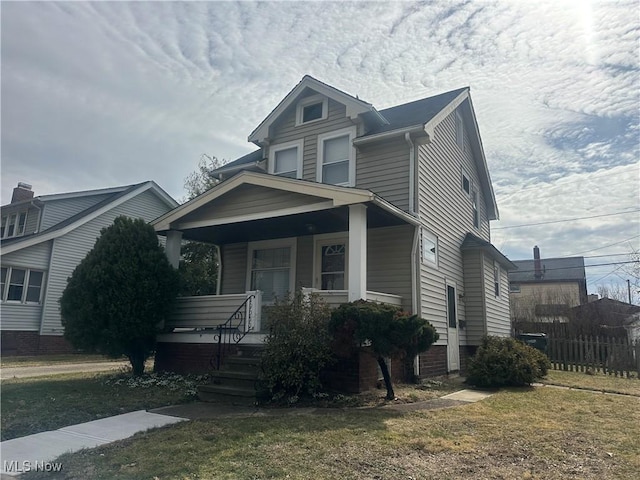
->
[247, 239, 296, 304]
[461, 172, 471, 196]
[509, 284, 521, 293]
[471, 188, 479, 228]
[421, 228, 438, 265]
[494, 262, 501, 297]
[269, 140, 303, 178]
[1, 267, 45, 304]
[1, 211, 28, 239]
[317, 127, 356, 186]
[455, 111, 464, 149]
[296, 95, 327, 126]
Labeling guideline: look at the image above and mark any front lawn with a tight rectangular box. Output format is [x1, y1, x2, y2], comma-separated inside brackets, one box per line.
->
[22, 385, 640, 480]
[1, 371, 207, 441]
[541, 369, 640, 396]
[0, 354, 122, 368]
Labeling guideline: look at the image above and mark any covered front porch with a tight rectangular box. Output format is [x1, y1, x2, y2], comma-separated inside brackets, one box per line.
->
[153, 171, 419, 346]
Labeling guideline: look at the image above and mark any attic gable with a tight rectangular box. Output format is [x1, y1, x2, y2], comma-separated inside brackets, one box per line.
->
[248, 75, 387, 145]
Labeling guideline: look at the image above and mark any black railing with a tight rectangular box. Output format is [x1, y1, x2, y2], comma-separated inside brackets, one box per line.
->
[210, 294, 255, 369]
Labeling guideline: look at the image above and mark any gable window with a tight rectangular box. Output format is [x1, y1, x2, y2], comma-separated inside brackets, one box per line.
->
[296, 95, 328, 126]
[247, 238, 296, 304]
[509, 283, 521, 293]
[268, 140, 303, 179]
[1, 266, 45, 304]
[421, 228, 438, 266]
[494, 262, 501, 297]
[1, 211, 28, 239]
[317, 127, 356, 187]
[455, 111, 464, 150]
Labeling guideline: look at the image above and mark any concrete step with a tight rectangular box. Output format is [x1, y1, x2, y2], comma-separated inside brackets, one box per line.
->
[210, 370, 258, 390]
[198, 384, 256, 405]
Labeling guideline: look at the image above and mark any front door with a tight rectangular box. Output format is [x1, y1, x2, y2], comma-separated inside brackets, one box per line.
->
[446, 284, 460, 372]
[314, 235, 347, 290]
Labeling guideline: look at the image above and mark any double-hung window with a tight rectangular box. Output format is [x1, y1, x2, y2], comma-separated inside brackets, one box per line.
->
[317, 127, 356, 187]
[1, 266, 45, 304]
[269, 140, 303, 179]
[1, 211, 28, 239]
[421, 228, 438, 266]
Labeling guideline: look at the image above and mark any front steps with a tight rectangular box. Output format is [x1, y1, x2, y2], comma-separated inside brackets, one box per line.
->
[197, 346, 263, 405]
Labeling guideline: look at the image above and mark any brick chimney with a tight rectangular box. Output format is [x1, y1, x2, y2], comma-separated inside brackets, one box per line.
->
[533, 245, 543, 280]
[11, 182, 34, 203]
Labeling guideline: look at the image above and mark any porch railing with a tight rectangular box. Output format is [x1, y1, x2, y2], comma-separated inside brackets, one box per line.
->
[301, 288, 403, 308]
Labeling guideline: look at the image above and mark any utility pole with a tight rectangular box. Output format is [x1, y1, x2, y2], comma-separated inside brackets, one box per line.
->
[628, 279, 632, 304]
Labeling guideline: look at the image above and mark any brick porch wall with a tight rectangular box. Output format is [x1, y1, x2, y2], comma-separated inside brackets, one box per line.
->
[154, 342, 238, 374]
[1, 332, 76, 356]
[417, 345, 448, 377]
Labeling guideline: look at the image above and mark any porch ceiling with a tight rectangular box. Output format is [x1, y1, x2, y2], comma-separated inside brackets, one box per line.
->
[180, 203, 409, 245]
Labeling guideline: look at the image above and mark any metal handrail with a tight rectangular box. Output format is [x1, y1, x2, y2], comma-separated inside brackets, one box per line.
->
[210, 294, 255, 369]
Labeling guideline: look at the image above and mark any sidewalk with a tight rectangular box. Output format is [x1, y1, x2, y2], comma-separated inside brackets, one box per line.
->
[0, 389, 494, 477]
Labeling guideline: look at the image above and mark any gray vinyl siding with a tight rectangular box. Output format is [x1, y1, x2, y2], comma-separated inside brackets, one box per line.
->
[485, 257, 511, 337]
[356, 137, 410, 211]
[181, 185, 325, 224]
[462, 250, 486, 344]
[39, 193, 114, 231]
[24, 206, 40, 235]
[39, 190, 174, 335]
[268, 98, 355, 183]
[368, 225, 414, 312]
[220, 243, 248, 295]
[0, 242, 52, 331]
[416, 111, 492, 345]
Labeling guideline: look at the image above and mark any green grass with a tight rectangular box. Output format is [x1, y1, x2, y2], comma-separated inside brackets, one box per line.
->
[22, 386, 640, 480]
[0, 354, 123, 368]
[541, 369, 640, 396]
[1, 371, 202, 441]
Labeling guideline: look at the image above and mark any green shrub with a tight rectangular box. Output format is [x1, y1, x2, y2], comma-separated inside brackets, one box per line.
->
[466, 336, 551, 388]
[258, 292, 335, 403]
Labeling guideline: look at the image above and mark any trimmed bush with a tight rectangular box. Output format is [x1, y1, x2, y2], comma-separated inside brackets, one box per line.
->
[466, 336, 551, 388]
[258, 292, 335, 403]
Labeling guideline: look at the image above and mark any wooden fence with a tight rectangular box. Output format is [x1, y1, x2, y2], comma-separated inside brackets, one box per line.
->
[546, 336, 640, 377]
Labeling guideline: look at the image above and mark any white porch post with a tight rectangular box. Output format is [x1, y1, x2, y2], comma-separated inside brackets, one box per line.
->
[348, 204, 367, 302]
[165, 230, 183, 269]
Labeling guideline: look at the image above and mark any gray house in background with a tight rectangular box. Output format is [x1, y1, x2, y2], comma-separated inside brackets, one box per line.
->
[0, 182, 178, 355]
[153, 75, 514, 386]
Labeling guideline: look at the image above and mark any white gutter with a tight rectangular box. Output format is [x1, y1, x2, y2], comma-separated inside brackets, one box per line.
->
[411, 225, 421, 377]
[404, 133, 416, 216]
[353, 125, 427, 146]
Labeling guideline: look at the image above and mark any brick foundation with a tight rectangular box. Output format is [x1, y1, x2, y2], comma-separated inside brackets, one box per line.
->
[459, 345, 478, 374]
[418, 345, 448, 377]
[154, 341, 238, 374]
[1, 331, 76, 356]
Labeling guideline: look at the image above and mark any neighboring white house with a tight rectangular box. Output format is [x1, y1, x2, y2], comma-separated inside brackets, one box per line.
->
[152, 75, 515, 388]
[0, 182, 178, 355]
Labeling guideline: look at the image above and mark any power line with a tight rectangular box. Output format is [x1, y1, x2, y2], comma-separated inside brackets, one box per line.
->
[513, 260, 638, 275]
[567, 235, 640, 255]
[494, 209, 640, 230]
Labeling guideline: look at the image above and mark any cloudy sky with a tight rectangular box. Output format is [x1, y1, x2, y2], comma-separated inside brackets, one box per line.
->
[2, 1, 638, 297]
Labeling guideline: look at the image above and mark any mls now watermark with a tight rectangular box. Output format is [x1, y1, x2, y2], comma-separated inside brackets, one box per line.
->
[4, 460, 63, 473]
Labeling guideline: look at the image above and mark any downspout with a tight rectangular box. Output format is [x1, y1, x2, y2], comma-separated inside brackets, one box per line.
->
[405, 133, 420, 378]
[215, 245, 222, 296]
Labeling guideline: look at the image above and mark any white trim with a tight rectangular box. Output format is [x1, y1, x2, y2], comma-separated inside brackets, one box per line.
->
[316, 126, 357, 187]
[268, 139, 303, 179]
[313, 233, 348, 290]
[174, 201, 335, 230]
[421, 228, 438, 267]
[295, 94, 328, 126]
[1, 182, 177, 255]
[246, 237, 297, 304]
[348, 204, 367, 302]
[353, 125, 429, 146]
[1, 265, 45, 304]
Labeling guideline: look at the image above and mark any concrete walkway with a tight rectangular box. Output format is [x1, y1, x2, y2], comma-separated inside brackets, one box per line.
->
[0, 388, 494, 478]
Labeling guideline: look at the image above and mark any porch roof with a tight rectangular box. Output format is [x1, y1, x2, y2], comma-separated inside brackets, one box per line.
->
[153, 171, 418, 244]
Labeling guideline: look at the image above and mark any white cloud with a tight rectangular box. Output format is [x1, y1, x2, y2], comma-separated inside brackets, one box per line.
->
[1, 0, 638, 293]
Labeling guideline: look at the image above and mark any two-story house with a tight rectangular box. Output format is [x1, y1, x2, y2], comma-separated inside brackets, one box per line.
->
[153, 75, 514, 387]
[0, 182, 178, 355]
[510, 245, 587, 324]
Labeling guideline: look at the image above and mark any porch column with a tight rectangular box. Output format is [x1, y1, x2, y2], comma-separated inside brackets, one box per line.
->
[165, 230, 183, 269]
[348, 204, 367, 302]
